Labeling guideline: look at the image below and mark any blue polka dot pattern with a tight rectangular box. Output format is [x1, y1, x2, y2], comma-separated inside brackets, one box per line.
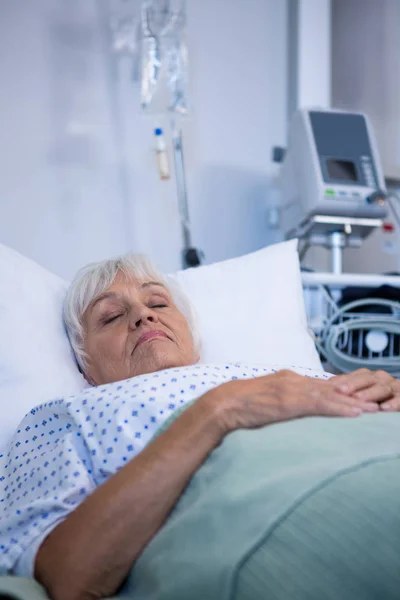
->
[0, 363, 331, 575]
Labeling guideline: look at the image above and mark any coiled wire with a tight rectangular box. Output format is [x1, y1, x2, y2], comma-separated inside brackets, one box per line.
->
[314, 297, 400, 375]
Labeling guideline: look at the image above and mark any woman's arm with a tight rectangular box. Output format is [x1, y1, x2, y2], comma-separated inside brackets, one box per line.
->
[35, 391, 225, 600]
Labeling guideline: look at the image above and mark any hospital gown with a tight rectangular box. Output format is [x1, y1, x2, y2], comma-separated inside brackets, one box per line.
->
[0, 363, 330, 576]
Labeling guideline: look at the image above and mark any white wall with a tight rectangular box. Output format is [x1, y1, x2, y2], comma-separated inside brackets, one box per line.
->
[182, 0, 288, 266]
[332, 0, 400, 181]
[332, 0, 400, 274]
[0, 0, 131, 279]
[98, 0, 290, 272]
[296, 0, 331, 111]
[0, 0, 289, 279]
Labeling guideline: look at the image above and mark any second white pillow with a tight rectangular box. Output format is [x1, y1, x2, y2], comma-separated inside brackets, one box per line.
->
[173, 239, 322, 370]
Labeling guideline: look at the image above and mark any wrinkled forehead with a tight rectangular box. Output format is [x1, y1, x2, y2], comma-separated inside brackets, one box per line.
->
[86, 272, 171, 316]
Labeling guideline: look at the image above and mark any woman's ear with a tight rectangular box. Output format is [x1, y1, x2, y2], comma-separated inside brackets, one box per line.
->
[85, 374, 95, 386]
[74, 354, 95, 385]
[79, 352, 96, 386]
[82, 373, 96, 387]
[82, 367, 95, 386]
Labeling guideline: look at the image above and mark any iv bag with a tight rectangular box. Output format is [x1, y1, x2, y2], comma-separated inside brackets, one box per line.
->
[140, 0, 189, 115]
[109, 0, 140, 56]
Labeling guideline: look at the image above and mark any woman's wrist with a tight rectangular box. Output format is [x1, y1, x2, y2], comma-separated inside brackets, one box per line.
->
[198, 381, 242, 438]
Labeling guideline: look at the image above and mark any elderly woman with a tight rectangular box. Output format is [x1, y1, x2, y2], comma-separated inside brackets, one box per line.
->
[1, 254, 400, 600]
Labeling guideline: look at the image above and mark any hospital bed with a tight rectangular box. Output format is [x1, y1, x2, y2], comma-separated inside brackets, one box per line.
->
[1, 244, 400, 600]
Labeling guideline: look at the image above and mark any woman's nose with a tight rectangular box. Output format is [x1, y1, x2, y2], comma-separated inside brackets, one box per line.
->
[130, 306, 159, 329]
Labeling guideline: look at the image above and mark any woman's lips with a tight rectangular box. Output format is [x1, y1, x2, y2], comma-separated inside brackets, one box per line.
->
[135, 330, 168, 348]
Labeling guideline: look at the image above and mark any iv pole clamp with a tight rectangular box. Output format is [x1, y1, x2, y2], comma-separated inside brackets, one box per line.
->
[330, 231, 345, 274]
[326, 190, 388, 274]
[296, 215, 383, 275]
[171, 120, 203, 269]
[297, 190, 388, 275]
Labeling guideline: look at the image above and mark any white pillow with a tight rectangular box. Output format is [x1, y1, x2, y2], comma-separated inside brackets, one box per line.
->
[173, 239, 322, 370]
[0, 243, 87, 449]
[0, 239, 320, 449]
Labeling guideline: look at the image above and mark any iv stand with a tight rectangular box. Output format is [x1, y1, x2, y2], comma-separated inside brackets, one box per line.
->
[171, 119, 203, 269]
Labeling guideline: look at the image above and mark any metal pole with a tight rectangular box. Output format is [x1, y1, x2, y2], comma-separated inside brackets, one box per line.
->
[171, 119, 203, 268]
[171, 122, 192, 252]
[287, 0, 299, 122]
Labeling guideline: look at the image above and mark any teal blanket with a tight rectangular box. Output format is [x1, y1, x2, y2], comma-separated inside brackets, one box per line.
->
[2, 412, 400, 600]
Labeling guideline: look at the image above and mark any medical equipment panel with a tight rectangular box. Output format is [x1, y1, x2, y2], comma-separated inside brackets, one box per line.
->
[310, 111, 380, 193]
[280, 109, 387, 240]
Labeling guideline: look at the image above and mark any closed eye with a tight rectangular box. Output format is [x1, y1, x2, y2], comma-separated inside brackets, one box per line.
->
[103, 314, 123, 325]
[150, 304, 167, 309]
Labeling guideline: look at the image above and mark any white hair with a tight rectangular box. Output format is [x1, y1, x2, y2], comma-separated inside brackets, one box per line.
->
[63, 253, 200, 372]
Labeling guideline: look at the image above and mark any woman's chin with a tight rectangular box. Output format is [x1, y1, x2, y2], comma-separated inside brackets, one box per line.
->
[131, 351, 191, 377]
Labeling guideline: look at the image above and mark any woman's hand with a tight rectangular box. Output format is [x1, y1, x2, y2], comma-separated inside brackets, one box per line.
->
[332, 369, 400, 412]
[211, 369, 379, 435]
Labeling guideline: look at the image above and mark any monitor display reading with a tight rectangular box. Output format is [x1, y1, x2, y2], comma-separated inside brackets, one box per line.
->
[326, 159, 358, 182]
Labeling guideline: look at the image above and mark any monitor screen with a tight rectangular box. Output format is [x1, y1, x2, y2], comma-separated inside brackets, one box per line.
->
[326, 159, 358, 182]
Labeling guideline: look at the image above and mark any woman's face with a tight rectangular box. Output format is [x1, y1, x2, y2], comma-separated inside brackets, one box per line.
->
[82, 272, 198, 385]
